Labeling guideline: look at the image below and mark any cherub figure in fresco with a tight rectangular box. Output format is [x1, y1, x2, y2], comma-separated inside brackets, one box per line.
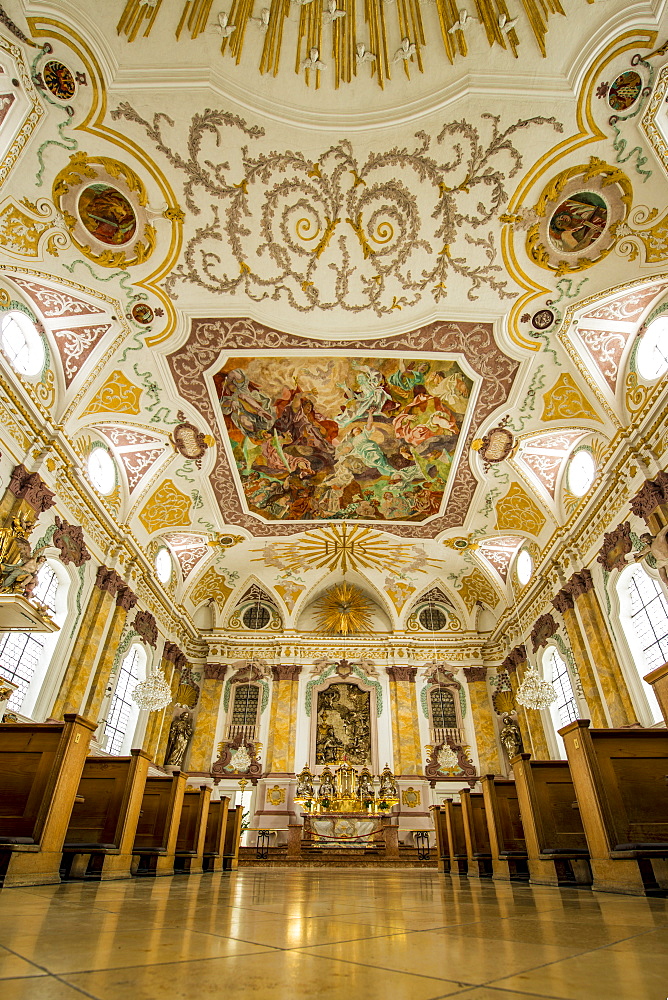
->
[336, 367, 390, 428]
[425, 369, 470, 413]
[387, 360, 431, 402]
[219, 368, 276, 437]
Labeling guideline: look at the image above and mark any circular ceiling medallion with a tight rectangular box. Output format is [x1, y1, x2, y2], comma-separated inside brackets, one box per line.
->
[608, 71, 642, 112]
[78, 184, 137, 246]
[131, 302, 155, 325]
[547, 192, 608, 256]
[532, 308, 555, 330]
[43, 60, 76, 101]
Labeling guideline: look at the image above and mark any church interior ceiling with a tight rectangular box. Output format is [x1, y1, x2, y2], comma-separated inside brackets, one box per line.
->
[0, 0, 666, 650]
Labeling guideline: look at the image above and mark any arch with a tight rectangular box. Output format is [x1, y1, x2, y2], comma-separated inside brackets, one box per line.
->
[294, 571, 394, 633]
[613, 563, 668, 724]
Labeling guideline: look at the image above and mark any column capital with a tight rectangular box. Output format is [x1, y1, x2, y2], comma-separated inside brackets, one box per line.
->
[530, 613, 558, 652]
[504, 644, 527, 674]
[463, 666, 487, 683]
[8, 464, 55, 514]
[95, 565, 125, 597]
[630, 472, 668, 525]
[552, 588, 575, 615]
[204, 663, 228, 681]
[271, 664, 302, 681]
[116, 584, 138, 611]
[565, 568, 594, 599]
[386, 665, 417, 682]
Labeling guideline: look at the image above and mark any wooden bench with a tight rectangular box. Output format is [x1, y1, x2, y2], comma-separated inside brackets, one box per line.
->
[511, 754, 591, 887]
[222, 805, 243, 871]
[203, 796, 230, 873]
[460, 789, 493, 878]
[60, 750, 151, 881]
[429, 805, 450, 873]
[560, 720, 668, 895]
[174, 785, 211, 875]
[132, 772, 186, 876]
[480, 775, 528, 881]
[0, 715, 97, 887]
[443, 798, 468, 875]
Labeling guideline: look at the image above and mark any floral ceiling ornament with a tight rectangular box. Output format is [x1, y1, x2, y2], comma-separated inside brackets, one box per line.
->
[112, 102, 562, 315]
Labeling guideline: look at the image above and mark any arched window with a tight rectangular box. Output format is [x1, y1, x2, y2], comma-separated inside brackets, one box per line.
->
[616, 564, 668, 724]
[230, 683, 260, 728]
[543, 646, 578, 754]
[0, 562, 60, 714]
[103, 645, 146, 754]
[429, 686, 457, 729]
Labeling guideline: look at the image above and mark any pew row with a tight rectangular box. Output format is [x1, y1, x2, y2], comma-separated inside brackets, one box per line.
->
[429, 805, 450, 873]
[174, 785, 211, 874]
[460, 789, 493, 878]
[222, 805, 243, 871]
[480, 776, 528, 881]
[443, 798, 468, 875]
[511, 754, 591, 887]
[560, 720, 668, 895]
[0, 716, 97, 887]
[132, 772, 187, 876]
[203, 797, 230, 873]
[61, 749, 151, 880]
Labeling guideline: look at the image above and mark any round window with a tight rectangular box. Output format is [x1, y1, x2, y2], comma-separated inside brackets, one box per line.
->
[0, 311, 45, 377]
[155, 547, 172, 584]
[516, 549, 533, 586]
[243, 605, 270, 630]
[87, 447, 116, 495]
[636, 317, 668, 381]
[568, 450, 596, 497]
[418, 606, 447, 631]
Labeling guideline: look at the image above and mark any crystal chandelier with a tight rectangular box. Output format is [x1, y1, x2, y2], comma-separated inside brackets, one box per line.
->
[230, 744, 252, 772]
[516, 666, 557, 711]
[132, 668, 172, 711]
[437, 743, 459, 769]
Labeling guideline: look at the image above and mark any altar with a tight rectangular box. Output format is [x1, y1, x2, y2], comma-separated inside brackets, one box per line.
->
[302, 812, 385, 849]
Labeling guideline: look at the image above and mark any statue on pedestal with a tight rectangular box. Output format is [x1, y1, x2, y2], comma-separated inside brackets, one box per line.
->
[164, 710, 193, 767]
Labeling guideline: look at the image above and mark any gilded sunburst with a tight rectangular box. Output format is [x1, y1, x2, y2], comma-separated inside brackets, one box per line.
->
[314, 582, 374, 635]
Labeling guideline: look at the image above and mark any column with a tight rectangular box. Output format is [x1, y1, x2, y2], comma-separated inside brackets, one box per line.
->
[51, 566, 123, 718]
[552, 589, 608, 727]
[155, 646, 188, 765]
[265, 665, 302, 774]
[565, 569, 636, 727]
[189, 664, 228, 771]
[83, 583, 138, 723]
[385, 665, 422, 775]
[463, 666, 501, 775]
[505, 646, 551, 760]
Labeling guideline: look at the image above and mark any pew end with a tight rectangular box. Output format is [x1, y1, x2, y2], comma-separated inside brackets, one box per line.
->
[443, 798, 468, 876]
[222, 806, 243, 871]
[174, 785, 211, 875]
[429, 804, 450, 873]
[203, 797, 230, 873]
[460, 789, 493, 878]
[480, 775, 529, 882]
[132, 772, 187, 876]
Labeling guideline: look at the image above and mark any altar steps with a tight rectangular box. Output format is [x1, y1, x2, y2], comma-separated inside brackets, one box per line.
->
[238, 846, 438, 868]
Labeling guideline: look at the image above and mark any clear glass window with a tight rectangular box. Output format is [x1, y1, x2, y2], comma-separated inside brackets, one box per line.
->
[155, 547, 172, 584]
[568, 450, 596, 497]
[104, 647, 142, 754]
[516, 549, 533, 585]
[0, 311, 45, 377]
[627, 566, 668, 672]
[545, 646, 578, 729]
[0, 565, 59, 712]
[636, 317, 668, 381]
[87, 446, 116, 495]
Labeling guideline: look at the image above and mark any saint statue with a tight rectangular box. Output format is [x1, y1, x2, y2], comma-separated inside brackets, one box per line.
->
[164, 710, 193, 767]
[500, 715, 523, 760]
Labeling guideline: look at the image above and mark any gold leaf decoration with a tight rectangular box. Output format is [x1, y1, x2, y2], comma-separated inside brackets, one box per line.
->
[275, 578, 305, 612]
[82, 370, 142, 417]
[189, 565, 234, 612]
[495, 482, 546, 536]
[138, 480, 192, 533]
[457, 567, 500, 613]
[541, 373, 602, 424]
[314, 582, 374, 635]
[0, 200, 58, 258]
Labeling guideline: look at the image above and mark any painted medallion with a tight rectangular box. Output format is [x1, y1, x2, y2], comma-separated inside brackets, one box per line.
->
[131, 302, 154, 325]
[547, 192, 608, 255]
[43, 60, 76, 101]
[608, 71, 642, 112]
[77, 184, 137, 246]
[532, 308, 555, 330]
[214, 355, 474, 523]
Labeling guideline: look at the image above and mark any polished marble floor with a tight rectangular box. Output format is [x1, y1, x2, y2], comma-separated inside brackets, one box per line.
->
[0, 869, 666, 999]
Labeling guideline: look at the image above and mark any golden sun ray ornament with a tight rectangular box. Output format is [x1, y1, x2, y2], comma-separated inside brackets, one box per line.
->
[314, 581, 375, 634]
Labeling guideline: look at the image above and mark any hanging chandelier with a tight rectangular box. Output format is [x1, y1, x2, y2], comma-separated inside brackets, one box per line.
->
[516, 666, 557, 711]
[132, 667, 172, 712]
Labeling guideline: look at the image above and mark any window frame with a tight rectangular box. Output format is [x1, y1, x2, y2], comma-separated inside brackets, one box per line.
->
[614, 563, 668, 725]
[102, 643, 148, 754]
[541, 644, 579, 756]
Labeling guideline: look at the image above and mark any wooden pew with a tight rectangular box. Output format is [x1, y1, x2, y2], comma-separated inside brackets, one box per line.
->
[443, 798, 468, 875]
[511, 754, 591, 887]
[174, 785, 211, 875]
[203, 796, 230, 873]
[222, 804, 243, 871]
[429, 804, 450, 873]
[0, 715, 97, 887]
[132, 772, 186, 876]
[560, 720, 668, 895]
[60, 750, 151, 881]
[480, 775, 528, 881]
[460, 789, 493, 878]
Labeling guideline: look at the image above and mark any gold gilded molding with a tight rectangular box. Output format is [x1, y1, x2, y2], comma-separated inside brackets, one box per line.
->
[0, 36, 44, 190]
[0, 198, 66, 258]
[542, 372, 603, 423]
[138, 479, 192, 532]
[82, 370, 142, 417]
[495, 482, 546, 536]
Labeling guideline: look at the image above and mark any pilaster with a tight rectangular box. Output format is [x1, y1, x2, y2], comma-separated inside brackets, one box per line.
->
[265, 664, 302, 773]
[385, 665, 421, 775]
[552, 588, 608, 727]
[463, 666, 501, 775]
[189, 664, 228, 771]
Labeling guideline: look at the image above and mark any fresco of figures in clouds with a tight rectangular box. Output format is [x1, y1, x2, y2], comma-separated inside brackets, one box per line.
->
[214, 356, 473, 523]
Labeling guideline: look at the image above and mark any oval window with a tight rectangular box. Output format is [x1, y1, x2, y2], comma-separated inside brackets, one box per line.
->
[568, 450, 596, 497]
[636, 317, 668, 381]
[418, 606, 447, 631]
[242, 605, 270, 630]
[516, 549, 533, 586]
[0, 311, 45, 377]
[155, 547, 172, 584]
[87, 447, 116, 495]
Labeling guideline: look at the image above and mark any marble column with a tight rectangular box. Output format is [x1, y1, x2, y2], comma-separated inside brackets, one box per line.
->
[155, 646, 188, 765]
[265, 665, 302, 774]
[386, 665, 422, 775]
[564, 569, 636, 727]
[52, 566, 124, 718]
[552, 589, 608, 727]
[463, 666, 501, 775]
[189, 664, 228, 771]
[84, 583, 138, 724]
[505, 646, 551, 760]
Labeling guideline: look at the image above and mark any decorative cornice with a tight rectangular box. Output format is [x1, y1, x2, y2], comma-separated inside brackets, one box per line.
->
[204, 663, 228, 681]
[463, 666, 488, 683]
[565, 568, 594, 600]
[386, 665, 418, 682]
[552, 589, 575, 615]
[271, 664, 302, 681]
[630, 472, 668, 524]
[8, 464, 55, 514]
[530, 613, 558, 652]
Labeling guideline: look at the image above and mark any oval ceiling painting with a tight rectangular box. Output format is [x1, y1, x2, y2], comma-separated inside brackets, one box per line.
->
[547, 192, 608, 255]
[77, 183, 138, 246]
[608, 71, 643, 112]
